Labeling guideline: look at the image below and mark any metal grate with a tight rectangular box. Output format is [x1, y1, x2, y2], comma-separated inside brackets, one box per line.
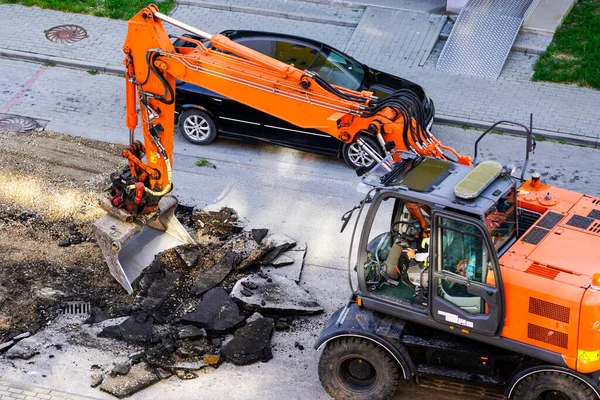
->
[518, 208, 542, 236]
[588, 210, 600, 220]
[59, 301, 91, 315]
[589, 222, 600, 234]
[528, 323, 568, 349]
[529, 297, 570, 323]
[537, 212, 563, 230]
[566, 215, 594, 230]
[525, 264, 559, 280]
[522, 227, 549, 245]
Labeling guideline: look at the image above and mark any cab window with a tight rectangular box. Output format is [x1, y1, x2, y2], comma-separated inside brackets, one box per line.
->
[436, 217, 495, 314]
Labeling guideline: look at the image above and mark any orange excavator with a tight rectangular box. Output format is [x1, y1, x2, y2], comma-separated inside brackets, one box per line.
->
[92, 5, 469, 293]
[94, 7, 600, 400]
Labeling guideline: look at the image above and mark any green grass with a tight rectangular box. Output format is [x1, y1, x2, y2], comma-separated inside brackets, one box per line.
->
[195, 157, 210, 167]
[533, 0, 600, 89]
[0, 0, 174, 20]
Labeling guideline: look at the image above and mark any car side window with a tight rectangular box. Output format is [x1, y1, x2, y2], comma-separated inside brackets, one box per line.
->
[235, 37, 319, 69]
[308, 48, 364, 90]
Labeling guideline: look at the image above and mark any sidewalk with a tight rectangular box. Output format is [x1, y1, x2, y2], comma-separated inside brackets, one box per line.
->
[0, 380, 99, 400]
[0, 0, 599, 146]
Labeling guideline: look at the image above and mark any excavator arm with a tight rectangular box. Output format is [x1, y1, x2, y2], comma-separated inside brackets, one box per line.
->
[94, 5, 471, 293]
[122, 5, 470, 206]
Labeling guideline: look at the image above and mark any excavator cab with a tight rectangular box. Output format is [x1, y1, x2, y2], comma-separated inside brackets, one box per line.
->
[353, 153, 510, 333]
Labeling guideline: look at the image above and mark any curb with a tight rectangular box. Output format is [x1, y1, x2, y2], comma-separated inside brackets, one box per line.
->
[0, 49, 595, 149]
[176, 0, 359, 27]
[435, 114, 599, 148]
[0, 49, 123, 76]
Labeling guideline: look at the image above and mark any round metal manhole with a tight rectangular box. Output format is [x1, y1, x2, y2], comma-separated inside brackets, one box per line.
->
[0, 116, 40, 133]
[45, 24, 87, 44]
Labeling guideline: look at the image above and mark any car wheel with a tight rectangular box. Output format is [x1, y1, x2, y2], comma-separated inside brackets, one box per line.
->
[178, 109, 217, 145]
[318, 337, 401, 400]
[342, 135, 384, 170]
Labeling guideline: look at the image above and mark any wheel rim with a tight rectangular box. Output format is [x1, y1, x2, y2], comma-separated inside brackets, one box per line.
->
[347, 142, 375, 167]
[183, 115, 211, 141]
[335, 356, 377, 391]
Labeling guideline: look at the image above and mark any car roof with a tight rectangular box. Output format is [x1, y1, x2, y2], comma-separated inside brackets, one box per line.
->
[220, 30, 365, 65]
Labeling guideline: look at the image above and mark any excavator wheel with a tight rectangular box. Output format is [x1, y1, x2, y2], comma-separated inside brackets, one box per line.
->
[178, 109, 217, 145]
[342, 134, 383, 170]
[318, 337, 400, 400]
[512, 371, 597, 400]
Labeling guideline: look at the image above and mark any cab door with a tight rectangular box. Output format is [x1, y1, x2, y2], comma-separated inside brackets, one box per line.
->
[429, 211, 504, 336]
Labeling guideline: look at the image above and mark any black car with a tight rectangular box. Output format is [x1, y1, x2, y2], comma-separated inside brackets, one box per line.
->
[173, 30, 434, 169]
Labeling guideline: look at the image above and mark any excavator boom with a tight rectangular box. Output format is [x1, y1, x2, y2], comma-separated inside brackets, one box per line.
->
[95, 5, 471, 293]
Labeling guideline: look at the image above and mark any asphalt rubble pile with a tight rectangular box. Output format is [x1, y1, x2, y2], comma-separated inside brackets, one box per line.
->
[1, 205, 323, 398]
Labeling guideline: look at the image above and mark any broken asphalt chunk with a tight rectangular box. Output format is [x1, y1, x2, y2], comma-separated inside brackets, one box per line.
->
[221, 317, 275, 366]
[231, 274, 323, 315]
[174, 245, 200, 268]
[236, 245, 274, 272]
[90, 373, 104, 388]
[190, 251, 240, 296]
[177, 325, 207, 340]
[4, 335, 42, 359]
[251, 229, 268, 244]
[112, 362, 131, 376]
[100, 363, 159, 398]
[0, 341, 14, 352]
[264, 233, 296, 249]
[264, 243, 307, 282]
[98, 313, 154, 344]
[181, 288, 245, 333]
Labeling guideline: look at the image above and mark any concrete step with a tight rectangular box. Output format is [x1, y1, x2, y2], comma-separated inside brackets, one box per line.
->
[176, 0, 364, 27]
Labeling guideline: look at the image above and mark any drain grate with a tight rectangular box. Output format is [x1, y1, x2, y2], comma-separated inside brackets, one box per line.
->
[0, 116, 40, 133]
[60, 301, 91, 315]
[45, 25, 87, 44]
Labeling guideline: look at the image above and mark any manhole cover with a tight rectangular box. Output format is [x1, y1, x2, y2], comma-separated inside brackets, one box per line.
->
[0, 116, 40, 133]
[45, 24, 87, 44]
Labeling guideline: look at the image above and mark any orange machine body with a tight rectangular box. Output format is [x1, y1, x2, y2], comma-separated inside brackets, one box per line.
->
[499, 180, 600, 374]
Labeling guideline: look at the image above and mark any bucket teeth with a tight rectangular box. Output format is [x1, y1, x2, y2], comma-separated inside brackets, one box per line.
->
[93, 196, 195, 294]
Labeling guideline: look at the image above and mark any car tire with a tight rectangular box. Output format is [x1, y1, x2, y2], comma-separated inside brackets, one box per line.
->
[318, 337, 401, 400]
[512, 371, 596, 400]
[178, 109, 217, 145]
[342, 135, 384, 170]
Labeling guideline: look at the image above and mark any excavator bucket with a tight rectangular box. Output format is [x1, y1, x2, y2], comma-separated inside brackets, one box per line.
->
[92, 196, 195, 294]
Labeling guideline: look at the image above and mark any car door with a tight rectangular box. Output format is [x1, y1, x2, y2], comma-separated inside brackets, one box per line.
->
[232, 36, 340, 154]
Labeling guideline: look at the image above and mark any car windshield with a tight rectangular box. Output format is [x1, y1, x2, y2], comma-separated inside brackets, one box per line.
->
[307, 48, 365, 91]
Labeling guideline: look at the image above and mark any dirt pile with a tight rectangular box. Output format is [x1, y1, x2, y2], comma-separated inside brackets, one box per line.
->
[0, 130, 323, 398]
[0, 130, 129, 344]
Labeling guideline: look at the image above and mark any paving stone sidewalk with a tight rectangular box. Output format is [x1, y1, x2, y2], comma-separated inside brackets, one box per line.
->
[0, 380, 99, 400]
[0, 1, 599, 145]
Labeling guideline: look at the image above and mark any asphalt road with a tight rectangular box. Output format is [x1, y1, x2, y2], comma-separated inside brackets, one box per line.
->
[2, 58, 600, 399]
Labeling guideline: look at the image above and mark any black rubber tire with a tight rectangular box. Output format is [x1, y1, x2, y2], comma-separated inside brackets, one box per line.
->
[342, 134, 384, 170]
[178, 109, 217, 145]
[318, 337, 401, 400]
[512, 371, 597, 400]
